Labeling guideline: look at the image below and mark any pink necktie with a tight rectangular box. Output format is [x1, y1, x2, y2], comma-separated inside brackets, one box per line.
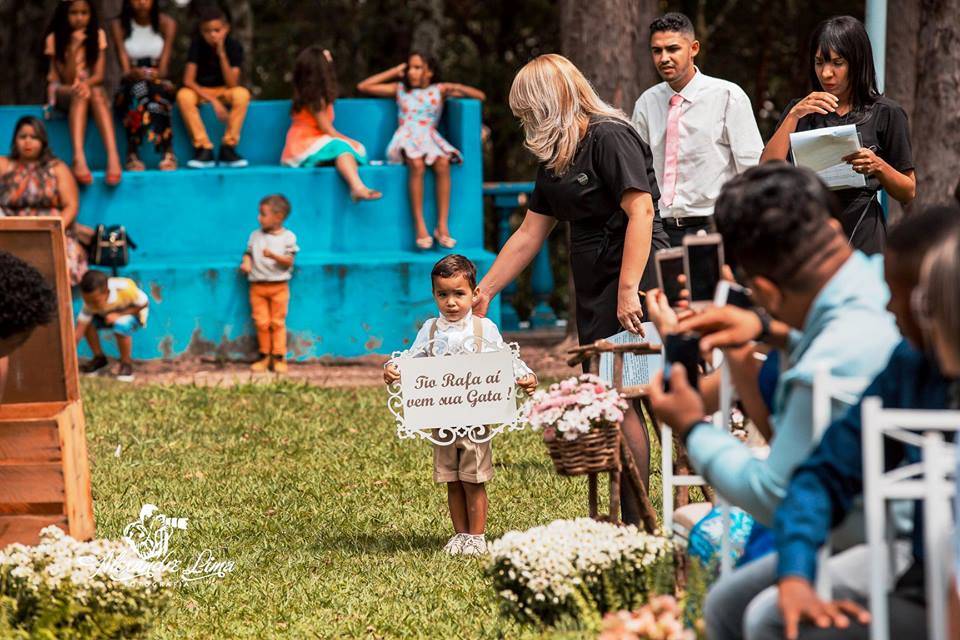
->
[661, 94, 683, 208]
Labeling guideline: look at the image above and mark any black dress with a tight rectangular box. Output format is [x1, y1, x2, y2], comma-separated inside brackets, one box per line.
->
[529, 119, 671, 345]
[779, 95, 914, 254]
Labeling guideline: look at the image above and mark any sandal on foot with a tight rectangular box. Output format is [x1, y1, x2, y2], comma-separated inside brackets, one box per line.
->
[72, 164, 93, 186]
[415, 235, 434, 250]
[125, 154, 145, 172]
[105, 170, 122, 187]
[158, 152, 178, 171]
[433, 231, 457, 249]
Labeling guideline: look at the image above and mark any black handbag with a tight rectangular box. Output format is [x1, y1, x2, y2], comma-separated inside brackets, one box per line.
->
[90, 224, 137, 274]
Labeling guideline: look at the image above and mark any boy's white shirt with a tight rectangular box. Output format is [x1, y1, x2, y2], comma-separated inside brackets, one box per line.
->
[399, 310, 533, 380]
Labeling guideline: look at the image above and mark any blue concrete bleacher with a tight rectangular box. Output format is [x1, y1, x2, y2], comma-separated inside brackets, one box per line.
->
[0, 98, 498, 360]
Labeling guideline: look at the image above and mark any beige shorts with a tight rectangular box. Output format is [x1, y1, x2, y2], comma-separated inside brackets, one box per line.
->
[433, 436, 494, 484]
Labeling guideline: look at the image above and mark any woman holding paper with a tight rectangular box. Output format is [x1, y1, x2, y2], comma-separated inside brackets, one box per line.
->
[760, 15, 915, 254]
[472, 54, 670, 525]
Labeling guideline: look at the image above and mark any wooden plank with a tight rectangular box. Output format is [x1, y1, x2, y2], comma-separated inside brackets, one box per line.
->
[0, 419, 61, 462]
[0, 217, 79, 403]
[0, 502, 64, 515]
[57, 401, 95, 540]
[0, 464, 64, 504]
[0, 514, 69, 548]
[0, 402, 67, 420]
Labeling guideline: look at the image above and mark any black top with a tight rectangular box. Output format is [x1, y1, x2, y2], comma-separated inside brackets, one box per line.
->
[779, 95, 913, 252]
[529, 119, 661, 252]
[187, 34, 244, 87]
[528, 119, 668, 345]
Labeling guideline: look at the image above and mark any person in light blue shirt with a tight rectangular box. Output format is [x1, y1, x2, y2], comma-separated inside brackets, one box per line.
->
[649, 164, 901, 639]
[651, 163, 900, 525]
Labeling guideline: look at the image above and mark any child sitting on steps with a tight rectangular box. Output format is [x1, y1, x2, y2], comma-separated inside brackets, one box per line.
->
[383, 255, 537, 555]
[44, 0, 123, 186]
[358, 52, 485, 250]
[281, 46, 381, 202]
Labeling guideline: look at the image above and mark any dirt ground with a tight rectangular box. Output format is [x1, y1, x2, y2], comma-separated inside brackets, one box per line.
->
[117, 333, 576, 387]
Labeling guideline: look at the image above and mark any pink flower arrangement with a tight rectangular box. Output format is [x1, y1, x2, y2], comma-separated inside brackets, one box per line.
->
[523, 374, 628, 442]
[599, 595, 695, 640]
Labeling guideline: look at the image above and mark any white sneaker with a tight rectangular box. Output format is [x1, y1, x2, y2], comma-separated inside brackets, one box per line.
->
[442, 533, 467, 555]
[459, 535, 488, 556]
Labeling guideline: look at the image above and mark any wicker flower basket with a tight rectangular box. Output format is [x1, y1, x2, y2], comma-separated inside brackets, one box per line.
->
[545, 423, 621, 476]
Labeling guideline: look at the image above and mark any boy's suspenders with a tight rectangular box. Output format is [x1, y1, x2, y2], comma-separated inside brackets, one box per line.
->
[426, 317, 484, 356]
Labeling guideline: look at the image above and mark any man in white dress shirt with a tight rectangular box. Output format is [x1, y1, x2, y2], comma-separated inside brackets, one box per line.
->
[632, 12, 763, 246]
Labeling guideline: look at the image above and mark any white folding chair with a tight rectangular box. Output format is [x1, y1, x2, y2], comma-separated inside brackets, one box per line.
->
[811, 366, 869, 598]
[861, 397, 960, 640]
[661, 351, 736, 573]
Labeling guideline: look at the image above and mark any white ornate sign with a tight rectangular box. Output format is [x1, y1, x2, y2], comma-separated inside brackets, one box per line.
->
[387, 336, 526, 445]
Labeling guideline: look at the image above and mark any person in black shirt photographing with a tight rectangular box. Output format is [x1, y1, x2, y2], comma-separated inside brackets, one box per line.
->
[761, 16, 915, 254]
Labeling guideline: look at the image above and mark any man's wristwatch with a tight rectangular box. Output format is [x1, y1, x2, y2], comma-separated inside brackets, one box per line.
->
[753, 308, 773, 343]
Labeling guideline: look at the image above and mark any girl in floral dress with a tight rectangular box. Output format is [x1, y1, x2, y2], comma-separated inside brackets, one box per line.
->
[358, 52, 485, 249]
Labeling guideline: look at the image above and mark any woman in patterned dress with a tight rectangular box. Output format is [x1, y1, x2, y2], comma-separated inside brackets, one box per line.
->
[0, 117, 87, 285]
[358, 52, 485, 249]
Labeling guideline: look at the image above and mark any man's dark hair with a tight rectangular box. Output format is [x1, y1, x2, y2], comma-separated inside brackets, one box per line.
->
[431, 254, 477, 289]
[714, 163, 842, 290]
[0, 251, 56, 340]
[649, 12, 695, 38]
[80, 269, 109, 294]
[887, 205, 960, 268]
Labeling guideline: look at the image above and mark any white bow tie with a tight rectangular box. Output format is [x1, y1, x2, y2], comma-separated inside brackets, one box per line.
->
[436, 315, 470, 332]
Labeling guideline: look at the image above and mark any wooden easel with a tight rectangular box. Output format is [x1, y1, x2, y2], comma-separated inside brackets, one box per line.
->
[566, 339, 663, 533]
[0, 217, 95, 546]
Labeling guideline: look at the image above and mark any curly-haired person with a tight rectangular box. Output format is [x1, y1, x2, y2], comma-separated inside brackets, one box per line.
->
[0, 250, 57, 400]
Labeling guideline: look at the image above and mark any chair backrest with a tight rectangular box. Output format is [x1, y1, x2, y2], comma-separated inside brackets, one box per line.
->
[861, 397, 960, 640]
[811, 366, 869, 598]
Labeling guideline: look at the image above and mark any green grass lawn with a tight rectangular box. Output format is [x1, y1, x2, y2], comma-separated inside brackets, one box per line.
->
[82, 379, 667, 639]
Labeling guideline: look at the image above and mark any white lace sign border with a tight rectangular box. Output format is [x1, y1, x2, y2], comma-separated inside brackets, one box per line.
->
[387, 336, 527, 445]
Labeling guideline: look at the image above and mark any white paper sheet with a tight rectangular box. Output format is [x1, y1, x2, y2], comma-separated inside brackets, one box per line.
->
[598, 323, 663, 387]
[789, 124, 865, 190]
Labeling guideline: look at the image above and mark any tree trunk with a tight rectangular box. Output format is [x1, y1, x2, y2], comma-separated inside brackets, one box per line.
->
[886, 0, 960, 213]
[559, 0, 658, 110]
[559, 0, 657, 341]
[910, 0, 960, 208]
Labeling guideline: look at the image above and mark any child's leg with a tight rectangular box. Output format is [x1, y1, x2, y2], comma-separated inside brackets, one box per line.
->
[432, 156, 452, 238]
[461, 481, 488, 535]
[446, 481, 469, 534]
[248, 284, 271, 356]
[406, 157, 429, 240]
[115, 334, 133, 364]
[221, 87, 251, 146]
[89, 87, 122, 176]
[175, 87, 213, 150]
[334, 153, 381, 201]
[84, 323, 104, 356]
[268, 283, 290, 359]
[59, 88, 90, 175]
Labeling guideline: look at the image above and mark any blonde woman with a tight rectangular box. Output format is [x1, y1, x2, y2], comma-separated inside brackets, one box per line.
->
[473, 54, 669, 523]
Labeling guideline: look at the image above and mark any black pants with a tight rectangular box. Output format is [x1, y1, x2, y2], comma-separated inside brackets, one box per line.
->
[662, 215, 715, 247]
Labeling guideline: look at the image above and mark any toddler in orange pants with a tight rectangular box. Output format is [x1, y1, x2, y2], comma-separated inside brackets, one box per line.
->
[240, 194, 299, 373]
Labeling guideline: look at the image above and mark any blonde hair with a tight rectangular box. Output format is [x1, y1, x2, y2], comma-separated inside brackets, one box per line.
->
[921, 229, 960, 366]
[509, 54, 631, 176]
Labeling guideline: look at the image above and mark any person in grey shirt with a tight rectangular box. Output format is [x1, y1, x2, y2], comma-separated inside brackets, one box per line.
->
[632, 12, 763, 246]
[240, 193, 299, 373]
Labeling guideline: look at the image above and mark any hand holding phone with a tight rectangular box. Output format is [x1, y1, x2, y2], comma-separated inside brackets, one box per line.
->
[662, 331, 701, 392]
[683, 233, 724, 309]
